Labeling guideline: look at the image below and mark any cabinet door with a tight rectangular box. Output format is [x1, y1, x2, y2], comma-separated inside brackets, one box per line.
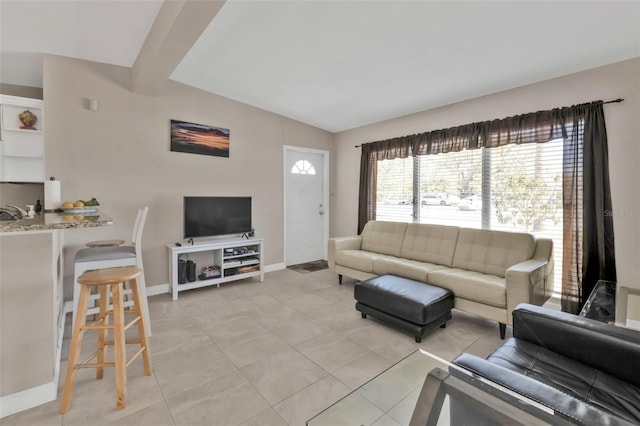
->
[2, 130, 44, 157]
[2, 157, 44, 182]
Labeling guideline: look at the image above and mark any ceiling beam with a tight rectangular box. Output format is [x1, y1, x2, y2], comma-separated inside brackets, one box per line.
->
[131, 0, 226, 95]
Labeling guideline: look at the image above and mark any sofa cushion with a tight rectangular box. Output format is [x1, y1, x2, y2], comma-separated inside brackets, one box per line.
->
[400, 223, 459, 267]
[452, 228, 535, 277]
[428, 268, 506, 308]
[361, 221, 408, 257]
[334, 249, 383, 273]
[373, 256, 447, 283]
[487, 338, 640, 424]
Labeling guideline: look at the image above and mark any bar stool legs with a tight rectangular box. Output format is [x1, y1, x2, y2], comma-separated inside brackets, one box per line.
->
[60, 282, 90, 413]
[113, 282, 126, 410]
[60, 266, 151, 414]
[96, 284, 108, 381]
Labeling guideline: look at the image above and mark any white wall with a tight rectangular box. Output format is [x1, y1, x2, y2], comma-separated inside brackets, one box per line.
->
[43, 55, 334, 290]
[33, 53, 640, 317]
[334, 58, 640, 295]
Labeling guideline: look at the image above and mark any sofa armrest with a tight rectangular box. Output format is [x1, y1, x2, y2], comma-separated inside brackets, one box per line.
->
[533, 237, 554, 297]
[328, 236, 362, 271]
[513, 303, 640, 387]
[505, 258, 551, 324]
[452, 353, 633, 426]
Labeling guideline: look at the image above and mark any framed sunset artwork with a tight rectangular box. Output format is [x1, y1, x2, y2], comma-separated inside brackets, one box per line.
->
[170, 119, 230, 158]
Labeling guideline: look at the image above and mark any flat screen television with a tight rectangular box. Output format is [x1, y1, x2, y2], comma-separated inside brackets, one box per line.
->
[184, 196, 252, 239]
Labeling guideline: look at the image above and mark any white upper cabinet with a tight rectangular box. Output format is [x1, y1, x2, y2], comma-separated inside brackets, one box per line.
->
[0, 95, 44, 182]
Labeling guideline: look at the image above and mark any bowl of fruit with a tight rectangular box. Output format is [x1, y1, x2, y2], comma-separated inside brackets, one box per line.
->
[61, 198, 100, 213]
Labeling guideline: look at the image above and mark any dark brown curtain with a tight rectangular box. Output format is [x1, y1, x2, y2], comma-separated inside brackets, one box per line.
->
[358, 102, 616, 313]
[560, 102, 617, 313]
[561, 110, 583, 314]
[358, 143, 377, 233]
[579, 103, 617, 310]
[357, 136, 415, 233]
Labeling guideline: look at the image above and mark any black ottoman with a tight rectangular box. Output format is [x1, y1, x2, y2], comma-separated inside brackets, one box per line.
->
[354, 274, 454, 342]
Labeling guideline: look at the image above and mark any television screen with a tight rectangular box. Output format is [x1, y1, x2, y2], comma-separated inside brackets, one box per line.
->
[184, 196, 252, 238]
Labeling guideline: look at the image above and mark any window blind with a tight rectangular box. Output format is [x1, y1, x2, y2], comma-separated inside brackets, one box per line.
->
[375, 140, 564, 293]
[375, 157, 415, 223]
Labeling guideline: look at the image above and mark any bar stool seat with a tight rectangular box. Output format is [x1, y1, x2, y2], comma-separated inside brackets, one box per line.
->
[60, 266, 152, 413]
[86, 239, 126, 248]
[75, 246, 136, 262]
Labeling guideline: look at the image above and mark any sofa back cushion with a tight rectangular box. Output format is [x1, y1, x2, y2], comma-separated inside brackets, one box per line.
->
[453, 228, 535, 277]
[400, 223, 459, 267]
[361, 221, 408, 256]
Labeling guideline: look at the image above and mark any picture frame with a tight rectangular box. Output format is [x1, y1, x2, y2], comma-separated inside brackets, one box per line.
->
[170, 119, 230, 158]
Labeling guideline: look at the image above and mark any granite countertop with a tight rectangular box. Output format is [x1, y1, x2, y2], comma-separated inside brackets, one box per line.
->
[0, 211, 113, 233]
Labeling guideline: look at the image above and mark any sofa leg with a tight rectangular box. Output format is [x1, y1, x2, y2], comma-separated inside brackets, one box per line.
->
[440, 323, 446, 329]
[415, 336, 422, 343]
[361, 313, 367, 319]
[499, 323, 506, 339]
[338, 274, 343, 285]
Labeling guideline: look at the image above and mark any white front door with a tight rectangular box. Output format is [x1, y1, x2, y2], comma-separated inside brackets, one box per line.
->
[284, 147, 327, 266]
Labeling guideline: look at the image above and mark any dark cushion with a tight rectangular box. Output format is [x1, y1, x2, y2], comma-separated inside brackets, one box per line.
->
[486, 338, 640, 423]
[75, 246, 136, 262]
[452, 353, 633, 426]
[354, 274, 453, 325]
[512, 303, 640, 388]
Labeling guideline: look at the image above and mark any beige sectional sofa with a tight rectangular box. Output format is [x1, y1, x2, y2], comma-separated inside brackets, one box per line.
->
[328, 220, 554, 328]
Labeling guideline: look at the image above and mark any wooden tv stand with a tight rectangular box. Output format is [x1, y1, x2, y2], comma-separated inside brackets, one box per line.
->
[167, 236, 264, 300]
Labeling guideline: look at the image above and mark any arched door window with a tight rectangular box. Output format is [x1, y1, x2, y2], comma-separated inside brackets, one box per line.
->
[290, 159, 316, 175]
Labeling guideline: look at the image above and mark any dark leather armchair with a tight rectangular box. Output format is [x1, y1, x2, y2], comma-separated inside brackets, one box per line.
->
[452, 303, 640, 425]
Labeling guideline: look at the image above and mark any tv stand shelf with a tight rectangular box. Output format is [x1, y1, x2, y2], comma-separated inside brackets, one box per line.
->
[167, 237, 264, 300]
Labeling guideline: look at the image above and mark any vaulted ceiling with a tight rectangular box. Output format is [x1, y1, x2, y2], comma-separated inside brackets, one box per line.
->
[1, 0, 639, 132]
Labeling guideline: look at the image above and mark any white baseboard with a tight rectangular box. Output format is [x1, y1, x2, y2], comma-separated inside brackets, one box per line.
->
[0, 381, 57, 419]
[265, 262, 285, 273]
[626, 319, 640, 331]
[146, 283, 169, 297]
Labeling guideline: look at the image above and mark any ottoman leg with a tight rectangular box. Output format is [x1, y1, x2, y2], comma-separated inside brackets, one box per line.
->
[499, 323, 506, 339]
[440, 323, 446, 328]
[361, 313, 367, 319]
[415, 335, 422, 343]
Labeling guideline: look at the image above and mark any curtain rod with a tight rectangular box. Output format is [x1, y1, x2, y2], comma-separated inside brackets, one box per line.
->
[354, 98, 625, 148]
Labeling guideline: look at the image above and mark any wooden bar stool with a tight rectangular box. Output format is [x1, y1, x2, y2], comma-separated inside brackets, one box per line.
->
[73, 207, 151, 337]
[60, 266, 152, 413]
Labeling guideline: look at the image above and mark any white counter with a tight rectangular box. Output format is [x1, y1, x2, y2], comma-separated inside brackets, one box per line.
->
[0, 211, 112, 233]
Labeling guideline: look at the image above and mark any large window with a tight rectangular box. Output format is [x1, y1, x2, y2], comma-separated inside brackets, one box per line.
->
[375, 140, 564, 293]
[360, 101, 616, 314]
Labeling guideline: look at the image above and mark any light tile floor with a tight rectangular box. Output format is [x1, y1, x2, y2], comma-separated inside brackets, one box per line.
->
[3, 268, 510, 426]
[308, 350, 448, 426]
